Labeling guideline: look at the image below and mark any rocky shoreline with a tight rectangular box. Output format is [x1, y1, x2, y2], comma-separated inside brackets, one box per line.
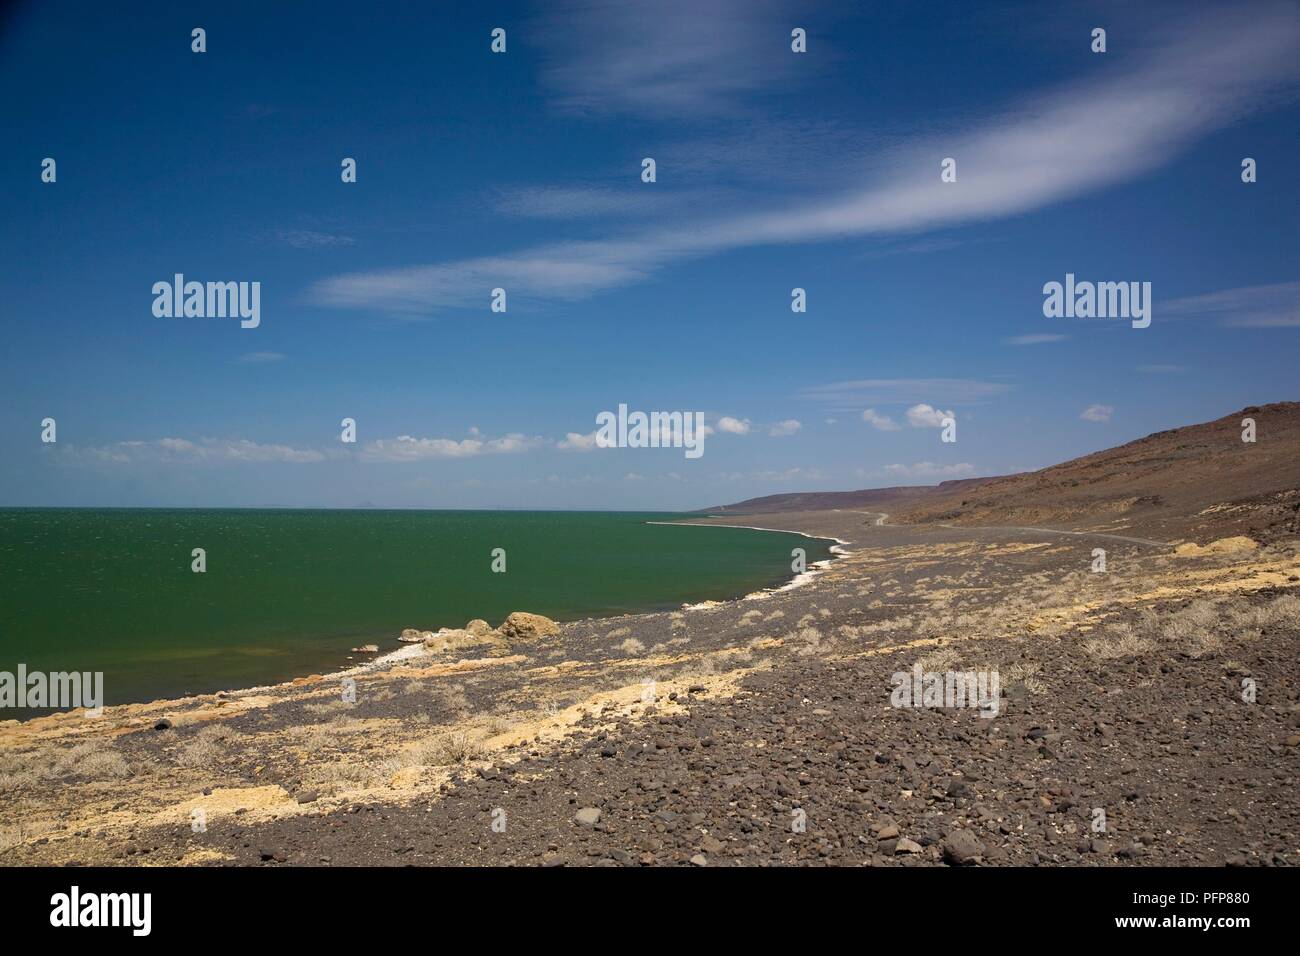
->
[2, 509, 1297, 866]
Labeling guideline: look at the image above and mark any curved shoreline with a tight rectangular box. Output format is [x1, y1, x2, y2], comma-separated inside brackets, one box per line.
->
[2, 520, 845, 724]
[645, 520, 849, 605]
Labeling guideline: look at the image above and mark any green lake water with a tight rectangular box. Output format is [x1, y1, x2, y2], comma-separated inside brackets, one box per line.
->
[0, 509, 831, 712]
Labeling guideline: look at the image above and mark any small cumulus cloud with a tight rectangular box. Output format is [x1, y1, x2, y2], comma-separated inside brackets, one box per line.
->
[1080, 404, 1114, 422]
[362, 433, 545, 462]
[768, 419, 802, 437]
[715, 416, 751, 435]
[906, 404, 954, 428]
[861, 409, 901, 431]
[558, 431, 603, 452]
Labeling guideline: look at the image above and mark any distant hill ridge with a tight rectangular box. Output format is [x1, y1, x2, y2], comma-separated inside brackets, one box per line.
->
[697, 477, 999, 516]
[702, 403, 1300, 543]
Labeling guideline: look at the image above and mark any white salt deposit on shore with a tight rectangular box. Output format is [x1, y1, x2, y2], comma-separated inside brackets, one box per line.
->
[648, 521, 850, 609]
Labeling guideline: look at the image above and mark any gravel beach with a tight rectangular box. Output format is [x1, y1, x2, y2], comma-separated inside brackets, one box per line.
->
[3, 507, 1296, 867]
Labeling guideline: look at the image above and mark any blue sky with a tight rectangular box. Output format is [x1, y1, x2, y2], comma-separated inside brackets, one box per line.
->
[2, 0, 1297, 510]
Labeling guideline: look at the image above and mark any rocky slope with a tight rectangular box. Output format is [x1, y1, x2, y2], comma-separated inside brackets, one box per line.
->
[893, 403, 1300, 543]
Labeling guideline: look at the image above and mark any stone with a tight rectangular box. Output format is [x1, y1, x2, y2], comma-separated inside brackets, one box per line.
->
[942, 830, 985, 866]
[574, 807, 602, 826]
[499, 612, 560, 641]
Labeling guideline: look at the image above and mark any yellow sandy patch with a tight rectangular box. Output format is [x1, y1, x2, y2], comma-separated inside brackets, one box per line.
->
[178, 847, 234, 865]
[1174, 536, 1259, 557]
[163, 785, 295, 827]
[981, 542, 1053, 556]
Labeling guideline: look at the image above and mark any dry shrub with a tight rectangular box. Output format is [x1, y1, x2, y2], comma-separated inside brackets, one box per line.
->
[792, 626, 826, 656]
[1082, 623, 1154, 659]
[63, 741, 131, 780]
[177, 724, 243, 769]
[918, 646, 960, 672]
[1, 738, 133, 790]
[1002, 661, 1044, 694]
[295, 725, 334, 753]
[305, 760, 382, 793]
[411, 730, 484, 766]
[431, 683, 471, 717]
[1225, 593, 1300, 634]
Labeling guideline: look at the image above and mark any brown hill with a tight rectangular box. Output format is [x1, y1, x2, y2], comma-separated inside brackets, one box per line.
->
[894, 402, 1300, 543]
[697, 477, 998, 516]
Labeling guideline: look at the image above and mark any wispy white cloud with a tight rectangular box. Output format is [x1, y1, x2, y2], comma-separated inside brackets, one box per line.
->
[860, 408, 901, 431]
[534, 0, 804, 118]
[768, 419, 802, 437]
[906, 403, 955, 428]
[1080, 404, 1114, 423]
[718, 467, 826, 482]
[877, 462, 976, 479]
[309, 11, 1300, 317]
[310, 243, 652, 313]
[493, 186, 639, 219]
[1135, 364, 1187, 374]
[490, 185, 710, 220]
[361, 433, 545, 462]
[276, 229, 354, 249]
[71, 437, 327, 465]
[1163, 280, 1300, 327]
[1003, 333, 1068, 346]
[803, 378, 1011, 411]
[237, 351, 285, 364]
